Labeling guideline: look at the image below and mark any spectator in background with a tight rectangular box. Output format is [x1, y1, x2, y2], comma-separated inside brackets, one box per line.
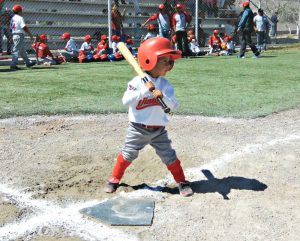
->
[269, 11, 279, 42]
[236, 1, 260, 58]
[9, 4, 35, 70]
[172, 3, 191, 57]
[60, 32, 79, 62]
[112, 4, 126, 40]
[142, 4, 172, 40]
[253, 8, 269, 52]
[0, 0, 13, 55]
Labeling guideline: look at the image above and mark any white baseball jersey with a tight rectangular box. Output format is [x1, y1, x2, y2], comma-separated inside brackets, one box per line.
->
[143, 32, 157, 41]
[65, 38, 78, 52]
[111, 41, 118, 53]
[122, 73, 179, 126]
[80, 42, 93, 54]
[173, 12, 187, 32]
[10, 14, 26, 34]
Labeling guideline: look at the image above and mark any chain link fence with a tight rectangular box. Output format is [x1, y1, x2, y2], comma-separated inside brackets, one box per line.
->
[1, 0, 299, 53]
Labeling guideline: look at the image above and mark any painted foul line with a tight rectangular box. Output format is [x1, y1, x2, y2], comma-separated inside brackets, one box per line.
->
[0, 133, 299, 240]
[186, 133, 300, 180]
[0, 185, 138, 241]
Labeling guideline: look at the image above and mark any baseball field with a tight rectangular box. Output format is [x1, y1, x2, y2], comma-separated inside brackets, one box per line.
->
[0, 46, 300, 241]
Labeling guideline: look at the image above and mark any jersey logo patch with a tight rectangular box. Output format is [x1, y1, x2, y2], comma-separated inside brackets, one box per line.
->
[136, 97, 160, 110]
[128, 84, 136, 91]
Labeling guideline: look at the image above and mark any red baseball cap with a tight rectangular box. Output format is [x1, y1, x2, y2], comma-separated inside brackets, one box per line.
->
[61, 32, 71, 40]
[101, 34, 107, 40]
[241, 1, 250, 7]
[84, 35, 92, 41]
[111, 35, 120, 41]
[158, 4, 165, 10]
[39, 34, 47, 40]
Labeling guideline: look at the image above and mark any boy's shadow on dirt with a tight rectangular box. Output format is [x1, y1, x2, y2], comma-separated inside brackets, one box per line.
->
[124, 169, 267, 200]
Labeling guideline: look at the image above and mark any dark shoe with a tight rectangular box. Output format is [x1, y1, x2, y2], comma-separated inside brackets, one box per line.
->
[178, 182, 194, 197]
[10, 66, 21, 71]
[26, 62, 36, 68]
[103, 181, 119, 193]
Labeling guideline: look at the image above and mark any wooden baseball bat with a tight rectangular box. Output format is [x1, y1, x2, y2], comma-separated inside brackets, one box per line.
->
[117, 42, 171, 113]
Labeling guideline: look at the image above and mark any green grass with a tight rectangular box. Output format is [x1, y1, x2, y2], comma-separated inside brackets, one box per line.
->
[0, 47, 300, 118]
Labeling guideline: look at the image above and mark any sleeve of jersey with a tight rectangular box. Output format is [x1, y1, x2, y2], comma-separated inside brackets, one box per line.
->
[162, 82, 179, 110]
[238, 11, 248, 29]
[122, 77, 150, 106]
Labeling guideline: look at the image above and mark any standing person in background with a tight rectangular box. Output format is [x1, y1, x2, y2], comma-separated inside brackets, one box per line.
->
[269, 11, 279, 43]
[60, 32, 79, 62]
[142, 4, 172, 40]
[172, 3, 191, 57]
[0, 0, 13, 55]
[9, 4, 35, 70]
[112, 4, 126, 40]
[236, 1, 260, 58]
[253, 9, 269, 52]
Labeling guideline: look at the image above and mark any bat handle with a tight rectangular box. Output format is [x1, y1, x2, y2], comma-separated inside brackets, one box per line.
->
[142, 77, 171, 113]
[157, 97, 171, 113]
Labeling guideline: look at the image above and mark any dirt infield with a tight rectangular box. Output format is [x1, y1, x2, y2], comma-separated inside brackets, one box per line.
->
[0, 108, 299, 241]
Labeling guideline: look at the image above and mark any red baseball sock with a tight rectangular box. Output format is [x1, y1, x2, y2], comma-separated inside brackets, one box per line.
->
[109, 154, 131, 183]
[167, 159, 187, 183]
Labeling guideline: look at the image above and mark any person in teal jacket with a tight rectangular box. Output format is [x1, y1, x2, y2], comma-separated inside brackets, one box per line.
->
[236, 1, 260, 58]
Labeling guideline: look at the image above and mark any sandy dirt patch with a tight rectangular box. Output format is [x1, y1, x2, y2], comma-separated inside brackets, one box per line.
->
[0, 109, 299, 241]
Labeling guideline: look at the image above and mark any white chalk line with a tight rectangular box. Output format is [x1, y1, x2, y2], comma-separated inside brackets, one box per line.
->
[0, 133, 299, 240]
[0, 185, 138, 241]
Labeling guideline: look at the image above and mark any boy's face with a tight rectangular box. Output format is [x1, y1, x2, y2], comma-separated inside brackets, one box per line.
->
[149, 56, 172, 78]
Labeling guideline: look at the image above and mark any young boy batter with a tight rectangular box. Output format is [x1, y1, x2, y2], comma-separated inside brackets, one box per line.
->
[104, 37, 193, 197]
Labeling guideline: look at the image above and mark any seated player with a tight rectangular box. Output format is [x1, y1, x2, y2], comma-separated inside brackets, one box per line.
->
[32, 34, 65, 65]
[141, 24, 157, 43]
[93, 34, 109, 61]
[208, 29, 222, 55]
[79, 35, 94, 63]
[60, 32, 79, 62]
[109, 35, 123, 61]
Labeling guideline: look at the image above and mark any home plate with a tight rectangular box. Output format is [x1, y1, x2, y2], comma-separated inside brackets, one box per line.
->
[80, 197, 155, 226]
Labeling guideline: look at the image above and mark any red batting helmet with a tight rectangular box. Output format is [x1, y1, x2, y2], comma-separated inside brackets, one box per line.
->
[12, 4, 22, 13]
[39, 34, 47, 40]
[138, 37, 181, 71]
[101, 34, 107, 40]
[111, 35, 120, 41]
[242, 1, 250, 8]
[84, 35, 91, 41]
[158, 4, 165, 10]
[213, 29, 219, 35]
[61, 32, 71, 40]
